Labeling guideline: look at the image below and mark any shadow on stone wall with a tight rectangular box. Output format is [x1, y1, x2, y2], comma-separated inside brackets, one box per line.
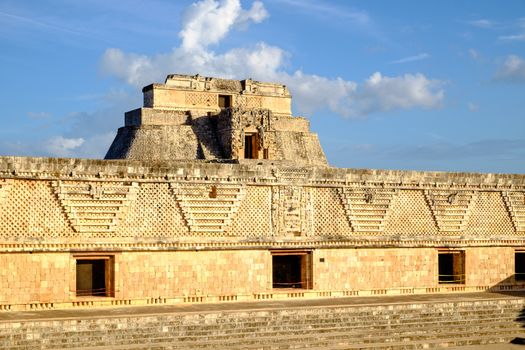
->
[191, 115, 225, 160]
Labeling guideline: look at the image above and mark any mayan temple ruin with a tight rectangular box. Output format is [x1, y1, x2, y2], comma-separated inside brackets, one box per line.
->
[1, 74, 525, 348]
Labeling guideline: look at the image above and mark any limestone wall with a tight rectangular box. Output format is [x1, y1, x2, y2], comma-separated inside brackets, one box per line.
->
[124, 108, 188, 126]
[465, 247, 515, 286]
[143, 76, 292, 116]
[106, 125, 203, 160]
[1, 156, 525, 246]
[0, 253, 70, 305]
[118, 251, 268, 299]
[0, 247, 522, 310]
[107, 109, 325, 165]
[315, 248, 436, 291]
[1, 156, 525, 309]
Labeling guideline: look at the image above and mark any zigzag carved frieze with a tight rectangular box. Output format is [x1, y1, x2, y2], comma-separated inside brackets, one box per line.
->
[170, 183, 246, 235]
[424, 190, 477, 233]
[503, 191, 525, 233]
[51, 181, 140, 233]
[338, 187, 398, 233]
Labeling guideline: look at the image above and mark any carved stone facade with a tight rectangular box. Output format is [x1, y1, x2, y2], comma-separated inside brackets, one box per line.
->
[1, 75, 525, 311]
[106, 74, 326, 166]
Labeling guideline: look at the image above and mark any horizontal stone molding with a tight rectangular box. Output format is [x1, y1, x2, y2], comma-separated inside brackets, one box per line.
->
[2, 156, 525, 189]
[0, 284, 524, 312]
[1, 238, 525, 253]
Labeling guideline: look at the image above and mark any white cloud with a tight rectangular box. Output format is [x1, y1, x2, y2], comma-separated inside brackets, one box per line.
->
[498, 33, 525, 42]
[278, 71, 357, 116]
[498, 18, 525, 42]
[390, 53, 430, 64]
[348, 72, 444, 117]
[101, 42, 287, 88]
[179, 0, 268, 51]
[100, 0, 444, 119]
[101, 48, 159, 86]
[467, 19, 494, 28]
[44, 136, 84, 157]
[494, 55, 525, 82]
[74, 132, 116, 159]
[237, 1, 268, 29]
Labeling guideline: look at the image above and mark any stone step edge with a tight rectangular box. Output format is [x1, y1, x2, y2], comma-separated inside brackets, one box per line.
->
[8, 304, 523, 327]
[33, 327, 525, 350]
[32, 313, 525, 337]
[3, 294, 523, 323]
[27, 320, 525, 347]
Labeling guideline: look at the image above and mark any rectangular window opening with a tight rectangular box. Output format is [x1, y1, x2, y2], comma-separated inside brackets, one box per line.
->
[244, 134, 259, 159]
[515, 251, 525, 281]
[76, 257, 114, 297]
[438, 251, 465, 284]
[218, 95, 231, 109]
[272, 251, 312, 289]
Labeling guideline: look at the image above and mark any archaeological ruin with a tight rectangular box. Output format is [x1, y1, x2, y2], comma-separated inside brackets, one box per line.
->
[1, 73, 525, 312]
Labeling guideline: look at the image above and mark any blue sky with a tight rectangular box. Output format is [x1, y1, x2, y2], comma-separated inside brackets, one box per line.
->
[1, 0, 524, 173]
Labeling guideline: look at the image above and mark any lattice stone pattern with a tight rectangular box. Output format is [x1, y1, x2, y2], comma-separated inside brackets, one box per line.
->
[0, 179, 523, 240]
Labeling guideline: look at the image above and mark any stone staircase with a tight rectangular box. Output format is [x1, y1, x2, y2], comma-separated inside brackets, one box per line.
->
[503, 191, 525, 233]
[52, 181, 139, 234]
[171, 183, 245, 236]
[2, 295, 525, 349]
[338, 188, 397, 233]
[425, 190, 476, 232]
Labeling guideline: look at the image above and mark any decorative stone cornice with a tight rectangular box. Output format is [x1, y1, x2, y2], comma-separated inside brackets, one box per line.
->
[0, 238, 524, 253]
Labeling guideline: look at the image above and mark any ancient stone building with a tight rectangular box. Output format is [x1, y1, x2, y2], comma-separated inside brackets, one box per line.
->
[0, 74, 525, 311]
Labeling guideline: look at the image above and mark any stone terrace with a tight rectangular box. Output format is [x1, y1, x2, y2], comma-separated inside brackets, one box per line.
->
[1, 292, 525, 349]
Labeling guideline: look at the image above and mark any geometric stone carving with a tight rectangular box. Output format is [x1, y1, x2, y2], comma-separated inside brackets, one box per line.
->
[338, 187, 398, 233]
[51, 181, 140, 234]
[170, 183, 245, 236]
[237, 95, 263, 109]
[502, 191, 525, 233]
[271, 185, 308, 237]
[424, 190, 477, 233]
[185, 92, 215, 107]
[0, 179, 12, 205]
[273, 168, 310, 182]
[224, 108, 275, 160]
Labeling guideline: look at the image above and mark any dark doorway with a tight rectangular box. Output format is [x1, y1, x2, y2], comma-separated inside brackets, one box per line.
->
[76, 259, 112, 296]
[438, 251, 465, 284]
[515, 251, 525, 281]
[244, 134, 258, 159]
[218, 95, 231, 109]
[272, 252, 312, 289]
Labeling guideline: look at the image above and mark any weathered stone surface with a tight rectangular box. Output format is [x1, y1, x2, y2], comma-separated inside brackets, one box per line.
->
[1, 74, 525, 312]
[105, 74, 327, 166]
[1, 294, 524, 349]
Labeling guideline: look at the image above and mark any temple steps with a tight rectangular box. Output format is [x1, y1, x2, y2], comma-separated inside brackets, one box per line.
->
[2, 293, 525, 349]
